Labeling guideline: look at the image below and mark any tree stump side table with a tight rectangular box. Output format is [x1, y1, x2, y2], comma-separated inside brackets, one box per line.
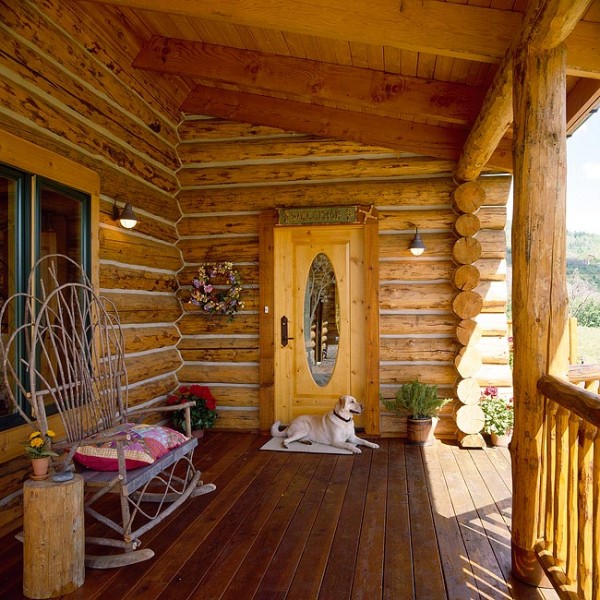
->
[23, 474, 85, 599]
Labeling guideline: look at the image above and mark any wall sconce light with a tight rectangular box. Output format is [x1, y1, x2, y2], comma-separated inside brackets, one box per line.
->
[112, 198, 138, 229]
[409, 227, 426, 256]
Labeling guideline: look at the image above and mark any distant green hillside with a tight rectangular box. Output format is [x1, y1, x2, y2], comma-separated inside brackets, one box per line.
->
[506, 225, 600, 293]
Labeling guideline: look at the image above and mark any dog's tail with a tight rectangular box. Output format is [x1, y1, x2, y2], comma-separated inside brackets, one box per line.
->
[270, 421, 287, 437]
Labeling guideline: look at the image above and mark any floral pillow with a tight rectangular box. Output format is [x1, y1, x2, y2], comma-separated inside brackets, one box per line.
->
[73, 423, 189, 471]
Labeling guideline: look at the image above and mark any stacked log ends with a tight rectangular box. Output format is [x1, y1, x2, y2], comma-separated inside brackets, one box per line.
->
[451, 180, 486, 448]
[456, 319, 481, 347]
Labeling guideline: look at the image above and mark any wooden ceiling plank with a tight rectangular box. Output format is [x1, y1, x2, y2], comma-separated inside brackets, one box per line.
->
[80, 0, 600, 75]
[455, 0, 594, 182]
[180, 85, 512, 171]
[133, 36, 486, 125]
[79, 0, 519, 63]
[566, 78, 600, 132]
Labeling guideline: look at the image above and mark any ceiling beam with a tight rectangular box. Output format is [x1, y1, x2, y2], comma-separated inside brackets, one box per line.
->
[566, 78, 600, 133]
[455, 0, 594, 183]
[81, 0, 600, 76]
[180, 85, 513, 172]
[133, 37, 485, 126]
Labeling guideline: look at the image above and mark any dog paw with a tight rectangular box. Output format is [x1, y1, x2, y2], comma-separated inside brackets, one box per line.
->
[351, 446, 362, 454]
[371, 443, 380, 449]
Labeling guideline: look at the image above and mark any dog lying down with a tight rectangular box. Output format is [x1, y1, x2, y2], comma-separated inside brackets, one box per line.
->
[271, 394, 379, 454]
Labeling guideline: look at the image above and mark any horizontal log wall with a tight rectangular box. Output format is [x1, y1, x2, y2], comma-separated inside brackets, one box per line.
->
[176, 116, 513, 436]
[0, 0, 187, 530]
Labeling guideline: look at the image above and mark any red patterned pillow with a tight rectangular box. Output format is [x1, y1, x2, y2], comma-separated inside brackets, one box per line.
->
[73, 423, 188, 471]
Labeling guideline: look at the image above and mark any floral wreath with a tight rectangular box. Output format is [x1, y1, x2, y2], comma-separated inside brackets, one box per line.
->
[189, 262, 245, 316]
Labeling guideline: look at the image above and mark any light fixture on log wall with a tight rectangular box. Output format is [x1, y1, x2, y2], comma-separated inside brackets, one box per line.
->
[409, 226, 426, 256]
[112, 197, 138, 229]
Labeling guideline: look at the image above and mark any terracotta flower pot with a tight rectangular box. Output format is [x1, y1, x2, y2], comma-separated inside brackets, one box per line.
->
[191, 429, 205, 439]
[30, 457, 50, 480]
[490, 432, 512, 447]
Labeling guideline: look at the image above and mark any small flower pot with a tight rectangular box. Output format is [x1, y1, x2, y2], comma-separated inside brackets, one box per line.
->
[406, 416, 438, 446]
[490, 432, 512, 447]
[191, 429, 205, 439]
[30, 457, 50, 480]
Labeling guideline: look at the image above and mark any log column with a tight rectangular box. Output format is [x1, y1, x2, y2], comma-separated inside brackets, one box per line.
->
[511, 42, 569, 585]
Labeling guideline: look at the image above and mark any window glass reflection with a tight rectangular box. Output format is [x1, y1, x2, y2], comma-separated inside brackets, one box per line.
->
[304, 253, 339, 387]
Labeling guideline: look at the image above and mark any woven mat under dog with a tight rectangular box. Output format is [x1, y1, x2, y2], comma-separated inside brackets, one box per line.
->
[260, 437, 354, 455]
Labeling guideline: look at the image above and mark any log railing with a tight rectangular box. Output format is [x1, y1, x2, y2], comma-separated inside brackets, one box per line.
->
[535, 372, 600, 599]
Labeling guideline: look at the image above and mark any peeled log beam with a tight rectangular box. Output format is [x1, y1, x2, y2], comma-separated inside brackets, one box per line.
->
[454, 0, 593, 183]
[452, 181, 485, 214]
[452, 237, 482, 264]
[511, 42, 569, 586]
[455, 213, 481, 237]
[452, 290, 483, 319]
[455, 404, 485, 434]
[456, 377, 482, 405]
[177, 175, 512, 214]
[538, 375, 600, 429]
[453, 264, 481, 291]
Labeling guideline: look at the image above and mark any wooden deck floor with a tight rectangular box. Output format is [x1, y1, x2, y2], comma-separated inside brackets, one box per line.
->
[0, 432, 558, 600]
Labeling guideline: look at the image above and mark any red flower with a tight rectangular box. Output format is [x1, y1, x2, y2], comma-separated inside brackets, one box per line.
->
[484, 386, 498, 398]
[166, 394, 179, 405]
[190, 384, 207, 397]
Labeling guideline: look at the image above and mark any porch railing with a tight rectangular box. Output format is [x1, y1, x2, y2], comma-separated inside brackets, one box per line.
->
[535, 366, 600, 599]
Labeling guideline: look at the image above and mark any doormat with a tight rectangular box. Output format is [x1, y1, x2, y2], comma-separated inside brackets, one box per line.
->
[260, 437, 354, 455]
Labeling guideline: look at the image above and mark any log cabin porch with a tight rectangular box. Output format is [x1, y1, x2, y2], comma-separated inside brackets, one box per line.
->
[0, 432, 558, 600]
[1, 1, 600, 598]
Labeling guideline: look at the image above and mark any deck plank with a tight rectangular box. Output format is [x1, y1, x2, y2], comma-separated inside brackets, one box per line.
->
[318, 447, 373, 600]
[422, 442, 480, 599]
[437, 442, 509, 600]
[0, 433, 560, 600]
[405, 444, 448, 599]
[351, 439, 388, 599]
[286, 456, 354, 600]
[383, 440, 414, 600]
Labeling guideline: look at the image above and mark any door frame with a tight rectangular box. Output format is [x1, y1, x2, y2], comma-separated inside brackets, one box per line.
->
[258, 206, 380, 435]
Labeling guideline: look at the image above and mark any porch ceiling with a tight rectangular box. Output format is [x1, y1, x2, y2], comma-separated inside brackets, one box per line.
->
[79, 0, 600, 179]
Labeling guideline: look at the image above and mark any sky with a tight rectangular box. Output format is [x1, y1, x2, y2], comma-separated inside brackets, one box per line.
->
[507, 110, 600, 236]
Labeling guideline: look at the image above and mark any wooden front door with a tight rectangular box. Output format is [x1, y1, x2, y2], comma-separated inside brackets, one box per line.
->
[273, 225, 366, 425]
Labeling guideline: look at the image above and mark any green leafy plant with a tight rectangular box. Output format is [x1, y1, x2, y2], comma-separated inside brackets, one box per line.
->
[24, 429, 59, 459]
[480, 386, 514, 435]
[167, 385, 218, 433]
[383, 380, 450, 420]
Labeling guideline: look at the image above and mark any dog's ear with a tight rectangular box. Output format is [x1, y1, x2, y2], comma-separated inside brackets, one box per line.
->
[338, 394, 350, 410]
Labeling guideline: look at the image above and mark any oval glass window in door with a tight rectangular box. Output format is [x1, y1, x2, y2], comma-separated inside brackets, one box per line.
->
[304, 253, 339, 387]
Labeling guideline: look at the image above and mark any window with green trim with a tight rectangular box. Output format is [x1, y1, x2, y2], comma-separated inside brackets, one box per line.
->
[0, 163, 91, 429]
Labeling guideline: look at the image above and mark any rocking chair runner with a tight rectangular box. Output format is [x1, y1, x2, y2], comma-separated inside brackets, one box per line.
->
[0, 255, 215, 568]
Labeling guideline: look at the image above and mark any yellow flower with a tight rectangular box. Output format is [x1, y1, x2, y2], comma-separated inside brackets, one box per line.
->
[46, 430, 56, 438]
[29, 431, 42, 440]
[30, 437, 43, 448]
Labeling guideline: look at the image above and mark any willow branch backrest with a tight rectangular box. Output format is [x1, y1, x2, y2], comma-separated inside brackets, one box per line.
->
[1, 255, 128, 440]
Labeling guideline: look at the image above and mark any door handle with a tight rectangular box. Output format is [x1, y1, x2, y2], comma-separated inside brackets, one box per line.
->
[280, 316, 294, 347]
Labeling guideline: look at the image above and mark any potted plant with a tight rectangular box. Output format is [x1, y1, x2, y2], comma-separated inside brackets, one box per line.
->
[383, 380, 451, 446]
[167, 385, 218, 438]
[24, 429, 58, 479]
[480, 386, 514, 447]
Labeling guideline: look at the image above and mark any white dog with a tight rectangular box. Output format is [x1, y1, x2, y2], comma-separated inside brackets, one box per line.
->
[270, 394, 379, 454]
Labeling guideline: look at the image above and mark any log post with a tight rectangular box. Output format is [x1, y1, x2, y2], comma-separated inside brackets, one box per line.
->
[23, 474, 85, 598]
[511, 41, 569, 586]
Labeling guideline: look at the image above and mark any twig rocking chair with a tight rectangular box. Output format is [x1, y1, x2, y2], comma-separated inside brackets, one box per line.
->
[0, 255, 215, 568]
